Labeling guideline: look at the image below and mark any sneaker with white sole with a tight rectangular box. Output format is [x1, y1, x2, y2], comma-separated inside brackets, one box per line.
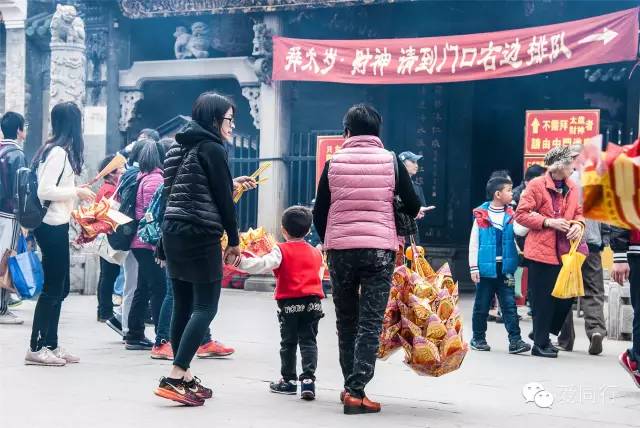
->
[51, 347, 80, 364]
[25, 348, 66, 366]
[0, 311, 24, 325]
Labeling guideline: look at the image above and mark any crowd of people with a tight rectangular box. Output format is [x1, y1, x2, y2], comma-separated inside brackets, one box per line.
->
[0, 92, 638, 414]
[467, 144, 639, 383]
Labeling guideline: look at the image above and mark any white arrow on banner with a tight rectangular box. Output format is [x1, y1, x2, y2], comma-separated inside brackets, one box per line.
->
[578, 27, 619, 45]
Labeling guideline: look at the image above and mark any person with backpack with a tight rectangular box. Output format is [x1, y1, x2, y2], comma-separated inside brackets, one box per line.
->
[96, 154, 123, 322]
[24, 102, 94, 366]
[0, 111, 27, 325]
[105, 140, 144, 340]
[125, 140, 166, 350]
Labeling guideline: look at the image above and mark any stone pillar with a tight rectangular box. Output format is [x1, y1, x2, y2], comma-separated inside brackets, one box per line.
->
[257, 15, 290, 237]
[3, 14, 26, 114]
[49, 5, 86, 114]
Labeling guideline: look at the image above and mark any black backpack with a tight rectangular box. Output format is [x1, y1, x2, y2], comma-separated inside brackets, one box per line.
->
[15, 155, 66, 230]
[107, 166, 140, 251]
[0, 144, 20, 211]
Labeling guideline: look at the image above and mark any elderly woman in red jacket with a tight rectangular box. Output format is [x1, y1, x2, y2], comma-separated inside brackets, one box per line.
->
[515, 146, 584, 358]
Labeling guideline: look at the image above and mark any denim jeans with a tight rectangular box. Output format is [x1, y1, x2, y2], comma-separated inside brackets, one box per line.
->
[155, 276, 213, 346]
[472, 272, 522, 343]
[113, 268, 124, 296]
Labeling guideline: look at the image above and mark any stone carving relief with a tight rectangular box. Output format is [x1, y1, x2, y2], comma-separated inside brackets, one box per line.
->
[251, 20, 273, 85]
[50, 4, 86, 45]
[241, 86, 260, 130]
[174, 22, 211, 59]
[49, 5, 86, 112]
[119, 90, 144, 132]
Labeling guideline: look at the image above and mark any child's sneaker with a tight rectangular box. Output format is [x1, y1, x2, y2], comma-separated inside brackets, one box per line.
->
[619, 350, 640, 388]
[269, 379, 297, 395]
[470, 338, 491, 351]
[300, 379, 315, 401]
[509, 339, 532, 354]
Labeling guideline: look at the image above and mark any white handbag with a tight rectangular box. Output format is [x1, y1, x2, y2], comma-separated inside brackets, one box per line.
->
[96, 234, 127, 265]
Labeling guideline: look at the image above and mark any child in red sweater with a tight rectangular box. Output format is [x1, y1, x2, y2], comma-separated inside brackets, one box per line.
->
[238, 206, 325, 400]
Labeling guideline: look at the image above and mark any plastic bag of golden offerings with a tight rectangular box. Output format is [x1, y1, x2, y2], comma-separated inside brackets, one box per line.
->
[378, 242, 467, 377]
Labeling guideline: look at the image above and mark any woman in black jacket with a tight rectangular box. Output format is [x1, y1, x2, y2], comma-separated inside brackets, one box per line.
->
[154, 92, 245, 406]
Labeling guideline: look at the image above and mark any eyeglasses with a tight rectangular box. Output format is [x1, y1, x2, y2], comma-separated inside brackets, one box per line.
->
[223, 117, 235, 126]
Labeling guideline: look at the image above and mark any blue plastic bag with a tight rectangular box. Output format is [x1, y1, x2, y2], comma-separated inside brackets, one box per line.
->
[9, 234, 43, 299]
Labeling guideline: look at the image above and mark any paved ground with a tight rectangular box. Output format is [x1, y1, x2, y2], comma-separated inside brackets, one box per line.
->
[0, 290, 638, 428]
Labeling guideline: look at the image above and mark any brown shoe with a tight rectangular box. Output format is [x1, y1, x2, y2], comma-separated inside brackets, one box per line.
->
[340, 390, 346, 403]
[343, 393, 381, 414]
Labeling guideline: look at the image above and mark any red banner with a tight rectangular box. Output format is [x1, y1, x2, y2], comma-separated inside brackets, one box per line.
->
[273, 8, 638, 85]
[523, 109, 600, 170]
[316, 136, 344, 187]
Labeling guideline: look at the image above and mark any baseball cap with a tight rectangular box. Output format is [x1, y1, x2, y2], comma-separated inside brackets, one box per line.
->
[398, 151, 423, 162]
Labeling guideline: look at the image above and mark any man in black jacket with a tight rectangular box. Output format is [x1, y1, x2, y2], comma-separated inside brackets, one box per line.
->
[0, 111, 27, 325]
[611, 226, 640, 387]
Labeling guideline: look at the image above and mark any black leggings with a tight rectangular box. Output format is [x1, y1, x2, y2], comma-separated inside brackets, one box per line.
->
[128, 248, 166, 339]
[31, 223, 70, 352]
[97, 257, 120, 320]
[171, 279, 221, 370]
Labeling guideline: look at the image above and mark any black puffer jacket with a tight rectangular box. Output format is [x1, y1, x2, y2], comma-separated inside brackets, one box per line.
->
[162, 121, 238, 245]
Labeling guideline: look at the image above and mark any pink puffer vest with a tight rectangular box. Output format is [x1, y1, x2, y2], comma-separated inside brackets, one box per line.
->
[324, 135, 397, 251]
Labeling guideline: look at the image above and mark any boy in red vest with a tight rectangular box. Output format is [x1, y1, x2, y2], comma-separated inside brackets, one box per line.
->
[238, 206, 325, 400]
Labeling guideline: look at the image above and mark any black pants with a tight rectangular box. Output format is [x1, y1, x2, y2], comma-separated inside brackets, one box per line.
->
[97, 257, 120, 320]
[127, 248, 166, 339]
[528, 261, 574, 348]
[171, 279, 221, 370]
[31, 223, 71, 351]
[328, 248, 395, 399]
[278, 297, 323, 382]
[630, 255, 640, 362]
[557, 251, 607, 349]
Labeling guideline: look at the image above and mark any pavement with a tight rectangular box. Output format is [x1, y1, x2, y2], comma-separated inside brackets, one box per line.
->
[0, 290, 638, 428]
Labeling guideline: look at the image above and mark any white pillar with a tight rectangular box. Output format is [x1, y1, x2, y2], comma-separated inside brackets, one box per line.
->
[3, 5, 27, 114]
[257, 15, 290, 237]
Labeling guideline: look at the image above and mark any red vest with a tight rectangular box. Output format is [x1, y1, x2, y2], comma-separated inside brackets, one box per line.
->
[273, 241, 325, 300]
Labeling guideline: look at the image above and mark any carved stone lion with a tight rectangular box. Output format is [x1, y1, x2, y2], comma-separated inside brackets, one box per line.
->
[50, 4, 85, 44]
[173, 22, 211, 59]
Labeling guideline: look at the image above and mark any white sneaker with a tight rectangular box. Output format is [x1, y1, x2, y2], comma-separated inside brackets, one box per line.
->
[0, 311, 24, 325]
[51, 347, 80, 364]
[25, 348, 66, 366]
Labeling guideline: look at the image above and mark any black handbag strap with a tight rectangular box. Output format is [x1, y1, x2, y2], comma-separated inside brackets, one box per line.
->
[390, 150, 400, 195]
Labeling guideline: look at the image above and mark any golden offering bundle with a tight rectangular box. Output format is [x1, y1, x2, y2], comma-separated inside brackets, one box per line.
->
[378, 243, 467, 377]
[581, 138, 640, 230]
[221, 227, 276, 257]
[233, 162, 272, 203]
[71, 199, 119, 244]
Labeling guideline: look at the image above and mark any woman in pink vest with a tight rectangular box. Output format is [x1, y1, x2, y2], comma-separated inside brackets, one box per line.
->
[313, 104, 420, 414]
